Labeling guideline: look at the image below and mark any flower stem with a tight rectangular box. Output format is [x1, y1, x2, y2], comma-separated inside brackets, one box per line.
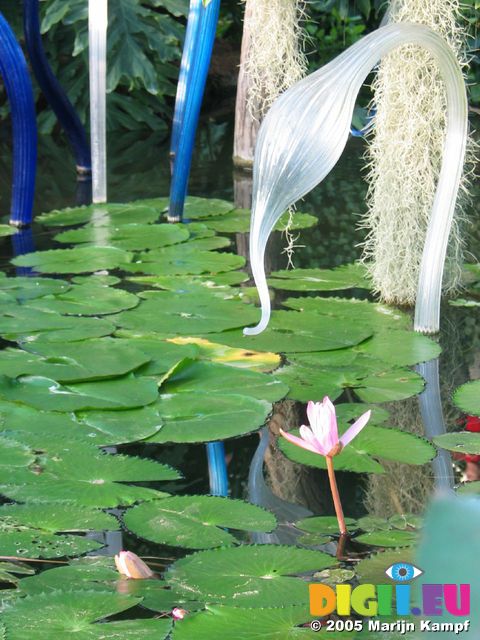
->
[326, 455, 347, 535]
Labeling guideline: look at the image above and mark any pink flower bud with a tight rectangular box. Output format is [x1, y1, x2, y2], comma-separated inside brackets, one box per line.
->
[114, 550, 154, 579]
[172, 608, 188, 620]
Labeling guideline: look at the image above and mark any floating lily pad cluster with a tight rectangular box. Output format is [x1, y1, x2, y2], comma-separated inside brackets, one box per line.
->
[0, 196, 445, 639]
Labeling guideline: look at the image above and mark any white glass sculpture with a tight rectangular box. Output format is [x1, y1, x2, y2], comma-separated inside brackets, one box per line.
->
[88, 0, 108, 203]
[244, 23, 467, 336]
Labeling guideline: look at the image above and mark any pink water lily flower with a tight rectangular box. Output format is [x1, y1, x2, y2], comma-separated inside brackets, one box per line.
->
[280, 397, 371, 458]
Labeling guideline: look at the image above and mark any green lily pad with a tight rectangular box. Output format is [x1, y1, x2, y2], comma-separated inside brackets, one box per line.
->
[147, 392, 273, 443]
[28, 283, 139, 316]
[355, 529, 417, 547]
[0, 305, 115, 342]
[37, 202, 161, 226]
[0, 275, 71, 300]
[0, 436, 35, 467]
[279, 425, 435, 474]
[116, 289, 259, 336]
[124, 496, 277, 549]
[0, 448, 175, 507]
[453, 380, 480, 417]
[0, 225, 16, 237]
[433, 432, 480, 454]
[76, 408, 164, 445]
[283, 296, 411, 332]
[1, 591, 172, 640]
[355, 331, 441, 367]
[129, 271, 249, 290]
[126, 247, 245, 277]
[115, 337, 199, 376]
[160, 361, 288, 403]
[0, 339, 150, 383]
[356, 548, 414, 584]
[295, 516, 357, 535]
[207, 309, 373, 353]
[0, 503, 119, 533]
[172, 605, 317, 639]
[55, 222, 190, 251]
[269, 263, 370, 292]
[167, 545, 334, 608]
[353, 367, 425, 403]
[0, 561, 34, 586]
[0, 531, 103, 559]
[203, 208, 317, 234]
[180, 196, 235, 219]
[12, 246, 132, 274]
[273, 362, 345, 402]
[0, 373, 158, 412]
[335, 403, 390, 425]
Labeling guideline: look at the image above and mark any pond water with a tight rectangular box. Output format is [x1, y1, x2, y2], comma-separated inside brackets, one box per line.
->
[0, 115, 478, 638]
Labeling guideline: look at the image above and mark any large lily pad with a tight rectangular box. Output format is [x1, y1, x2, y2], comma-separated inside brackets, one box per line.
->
[124, 496, 277, 549]
[433, 432, 480, 455]
[160, 361, 288, 403]
[203, 208, 317, 234]
[0, 373, 158, 412]
[453, 380, 480, 417]
[269, 263, 370, 292]
[37, 202, 161, 226]
[128, 271, 249, 289]
[0, 306, 115, 342]
[207, 309, 374, 353]
[0, 503, 118, 533]
[28, 282, 139, 316]
[180, 196, 235, 219]
[279, 425, 435, 473]
[116, 289, 259, 335]
[125, 247, 245, 277]
[1, 591, 172, 640]
[147, 392, 273, 443]
[12, 246, 132, 274]
[0, 436, 35, 467]
[0, 531, 103, 559]
[172, 605, 317, 639]
[111, 337, 199, 377]
[0, 339, 150, 383]
[0, 275, 70, 300]
[54, 223, 190, 251]
[167, 545, 334, 608]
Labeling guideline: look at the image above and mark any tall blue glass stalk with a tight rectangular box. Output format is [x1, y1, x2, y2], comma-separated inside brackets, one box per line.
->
[0, 12, 37, 227]
[23, 0, 91, 174]
[206, 442, 229, 497]
[168, 0, 221, 222]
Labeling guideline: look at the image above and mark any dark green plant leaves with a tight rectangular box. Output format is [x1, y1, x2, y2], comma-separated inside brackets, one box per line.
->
[37, 202, 160, 227]
[167, 545, 335, 608]
[269, 263, 370, 291]
[0, 503, 119, 533]
[433, 432, 480, 455]
[453, 380, 480, 417]
[124, 496, 277, 549]
[12, 246, 132, 274]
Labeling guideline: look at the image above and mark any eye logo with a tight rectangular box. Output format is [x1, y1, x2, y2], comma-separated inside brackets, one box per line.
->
[385, 562, 423, 582]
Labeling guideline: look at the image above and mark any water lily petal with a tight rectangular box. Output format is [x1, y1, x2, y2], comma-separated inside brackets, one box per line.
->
[300, 424, 327, 454]
[340, 410, 371, 448]
[280, 428, 323, 455]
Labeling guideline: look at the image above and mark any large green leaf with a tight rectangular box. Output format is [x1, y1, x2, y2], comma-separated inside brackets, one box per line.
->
[0, 305, 115, 342]
[125, 247, 245, 276]
[355, 530, 417, 548]
[0, 339, 150, 383]
[124, 496, 277, 549]
[167, 545, 334, 608]
[433, 432, 480, 455]
[354, 331, 441, 367]
[12, 246, 132, 274]
[160, 360, 288, 403]
[453, 380, 480, 417]
[269, 263, 370, 292]
[37, 202, 161, 227]
[172, 605, 318, 639]
[0, 531, 103, 559]
[116, 289, 259, 335]
[0, 373, 158, 412]
[203, 208, 317, 234]
[279, 425, 435, 473]
[147, 392, 273, 443]
[116, 337, 199, 376]
[0, 437, 35, 467]
[54, 222, 190, 250]
[0, 274, 70, 300]
[207, 309, 373, 353]
[0, 591, 172, 640]
[27, 282, 139, 316]
[0, 503, 118, 533]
